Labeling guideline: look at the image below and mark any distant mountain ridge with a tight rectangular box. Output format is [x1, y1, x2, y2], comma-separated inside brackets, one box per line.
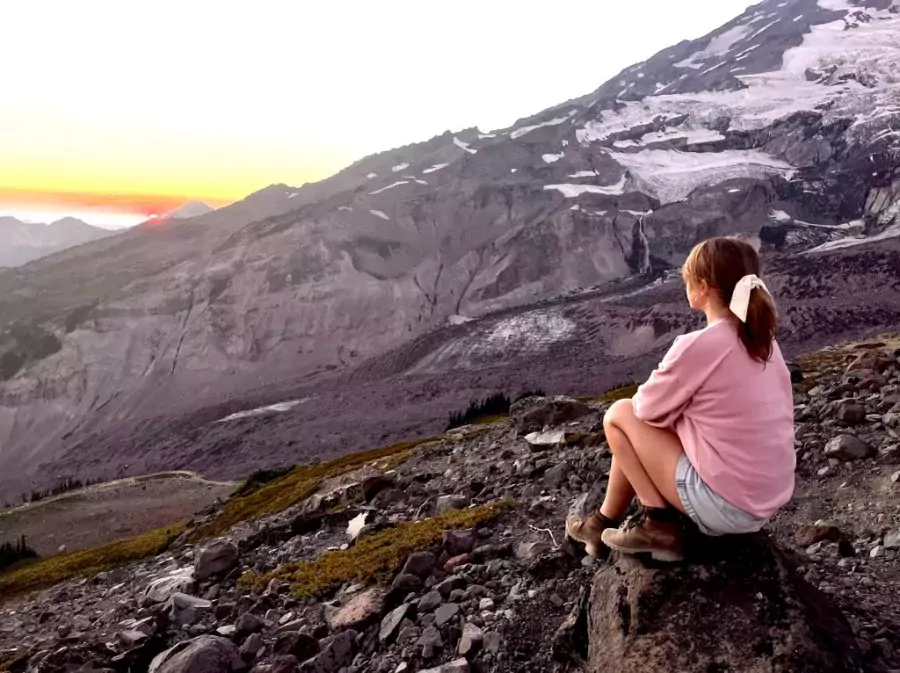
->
[164, 201, 215, 220]
[0, 217, 114, 267]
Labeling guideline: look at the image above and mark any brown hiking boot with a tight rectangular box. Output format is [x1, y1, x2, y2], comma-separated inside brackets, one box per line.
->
[565, 510, 620, 557]
[601, 507, 684, 562]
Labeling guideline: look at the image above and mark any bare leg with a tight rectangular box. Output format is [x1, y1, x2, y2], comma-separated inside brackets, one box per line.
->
[598, 458, 635, 521]
[598, 399, 686, 514]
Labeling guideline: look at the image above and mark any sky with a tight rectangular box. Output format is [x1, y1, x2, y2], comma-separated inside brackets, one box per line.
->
[0, 0, 757, 229]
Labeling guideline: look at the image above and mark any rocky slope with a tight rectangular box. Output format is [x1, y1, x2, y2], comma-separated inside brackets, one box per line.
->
[0, 217, 114, 268]
[2, 0, 900, 499]
[1, 336, 898, 672]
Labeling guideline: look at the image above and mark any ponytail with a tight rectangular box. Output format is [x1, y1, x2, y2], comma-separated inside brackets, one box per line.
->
[740, 288, 777, 363]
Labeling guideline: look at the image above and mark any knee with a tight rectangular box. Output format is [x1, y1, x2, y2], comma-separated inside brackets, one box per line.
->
[603, 398, 635, 432]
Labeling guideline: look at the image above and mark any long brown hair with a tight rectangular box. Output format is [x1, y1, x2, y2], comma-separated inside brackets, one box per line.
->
[682, 237, 778, 362]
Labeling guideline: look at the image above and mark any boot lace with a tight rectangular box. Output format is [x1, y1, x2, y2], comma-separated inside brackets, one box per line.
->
[624, 507, 647, 531]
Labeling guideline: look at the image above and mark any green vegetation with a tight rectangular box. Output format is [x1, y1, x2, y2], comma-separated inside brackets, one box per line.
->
[233, 466, 295, 498]
[581, 381, 639, 405]
[446, 390, 545, 430]
[0, 536, 37, 573]
[26, 476, 100, 504]
[0, 650, 29, 673]
[0, 524, 184, 604]
[186, 438, 435, 543]
[241, 501, 513, 598]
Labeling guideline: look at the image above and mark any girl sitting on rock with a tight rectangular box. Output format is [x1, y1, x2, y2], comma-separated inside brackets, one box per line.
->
[566, 236, 795, 561]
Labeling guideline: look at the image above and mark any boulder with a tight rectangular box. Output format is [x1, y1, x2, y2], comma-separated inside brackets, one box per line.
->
[274, 632, 319, 660]
[195, 540, 239, 581]
[836, 402, 866, 425]
[457, 623, 484, 656]
[299, 630, 356, 673]
[167, 593, 213, 627]
[824, 435, 874, 461]
[379, 603, 412, 643]
[401, 551, 436, 577]
[587, 534, 862, 672]
[435, 495, 468, 514]
[419, 659, 470, 673]
[361, 474, 395, 502]
[143, 569, 196, 605]
[149, 635, 245, 673]
[524, 430, 567, 451]
[325, 588, 385, 631]
[510, 395, 593, 435]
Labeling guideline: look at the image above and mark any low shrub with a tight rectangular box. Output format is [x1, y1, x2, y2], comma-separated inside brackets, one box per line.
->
[0, 524, 184, 603]
[445, 389, 545, 430]
[232, 466, 295, 498]
[185, 438, 435, 543]
[0, 536, 37, 573]
[241, 500, 513, 597]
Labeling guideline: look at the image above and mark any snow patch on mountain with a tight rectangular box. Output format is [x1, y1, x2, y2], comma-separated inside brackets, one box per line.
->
[370, 210, 391, 220]
[675, 24, 751, 69]
[369, 181, 408, 195]
[544, 175, 627, 198]
[422, 163, 450, 174]
[483, 311, 576, 354]
[217, 399, 306, 423]
[568, 171, 598, 178]
[391, 163, 410, 173]
[453, 137, 477, 154]
[542, 152, 565, 164]
[508, 111, 576, 140]
[609, 149, 791, 203]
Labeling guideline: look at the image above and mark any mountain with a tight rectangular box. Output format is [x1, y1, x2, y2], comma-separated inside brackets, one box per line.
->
[1, 0, 899, 500]
[0, 217, 114, 267]
[164, 201, 215, 220]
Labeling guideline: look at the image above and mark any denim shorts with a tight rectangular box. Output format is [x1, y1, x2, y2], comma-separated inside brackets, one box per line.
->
[675, 454, 768, 536]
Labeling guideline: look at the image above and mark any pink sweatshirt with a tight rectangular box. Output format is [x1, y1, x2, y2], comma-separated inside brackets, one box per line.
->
[632, 320, 796, 518]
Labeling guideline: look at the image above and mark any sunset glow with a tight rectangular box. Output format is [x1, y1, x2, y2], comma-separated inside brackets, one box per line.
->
[0, 0, 755, 229]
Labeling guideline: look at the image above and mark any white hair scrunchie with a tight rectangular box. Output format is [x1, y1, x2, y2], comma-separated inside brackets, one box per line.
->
[729, 274, 771, 322]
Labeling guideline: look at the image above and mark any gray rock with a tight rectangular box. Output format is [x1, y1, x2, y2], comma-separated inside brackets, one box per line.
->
[836, 402, 866, 424]
[435, 575, 467, 598]
[236, 612, 264, 636]
[167, 593, 213, 627]
[143, 569, 196, 605]
[327, 588, 385, 631]
[443, 530, 477, 556]
[884, 529, 900, 550]
[149, 635, 244, 673]
[515, 542, 553, 560]
[418, 626, 444, 660]
[274, 632, 319, 661]
[510, 396, 592, 435]
[239, 633, 265, 661]
[266, 655, 300, 673]
[436, 495, 468, 514]
[544, 461, 571, 489]
[484, 631, 503, 654]
[362, 474, 395, 502]
[419, 591, 443, 613]
[824, 435, 874, 461]
[195, 540, 239, 581]
[391, 574, 423, 593]
[401, 551, 436, 578]
[457, 623, 484, 656]
[301, 630, 356, 673]
[419, 659, 470, 673]
[435, 603, 461, 628]
[380, 604, 411, 643]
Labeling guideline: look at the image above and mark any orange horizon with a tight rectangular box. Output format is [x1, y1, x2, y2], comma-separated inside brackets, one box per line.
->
[0, 186, 234, 218]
